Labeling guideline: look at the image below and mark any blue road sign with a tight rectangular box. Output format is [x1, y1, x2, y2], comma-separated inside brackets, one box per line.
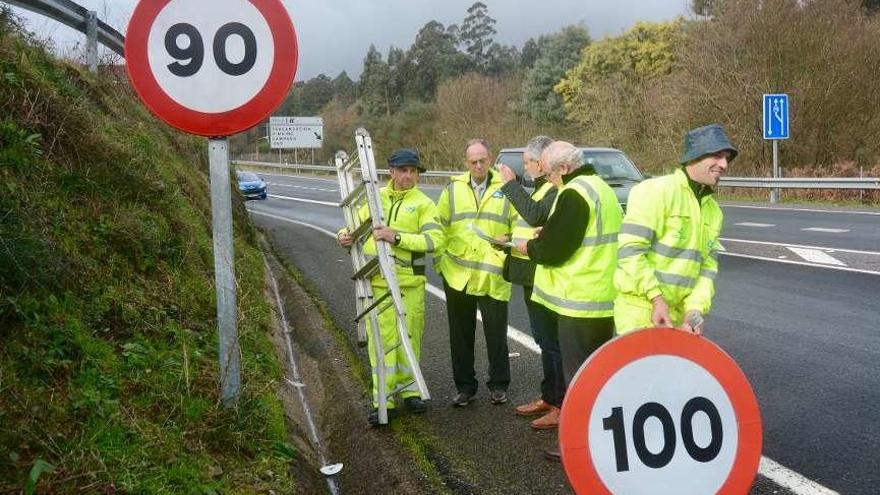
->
[763, 94, 789, 140]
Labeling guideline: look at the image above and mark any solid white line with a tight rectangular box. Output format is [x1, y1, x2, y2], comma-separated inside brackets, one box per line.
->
[735, 222, 776, 228]
[255, 172, 339, 183]
[720, 237, 880, 256]
[801, 227, 850, 234]
[721, 203, 880, 216]
[721, 252, 880, 276]
[250, 211, 842, 495]
[268, 194, 338, 207]
[267, 182, 338, 193]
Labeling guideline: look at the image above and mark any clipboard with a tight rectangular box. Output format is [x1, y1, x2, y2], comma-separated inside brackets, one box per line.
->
[470, 224, 515, 248]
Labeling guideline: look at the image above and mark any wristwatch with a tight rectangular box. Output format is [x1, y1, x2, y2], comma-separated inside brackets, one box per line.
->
[393, 233, 401, 246]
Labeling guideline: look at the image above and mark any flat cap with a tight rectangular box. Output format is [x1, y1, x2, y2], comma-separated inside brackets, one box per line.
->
[388, 148, 425, 172]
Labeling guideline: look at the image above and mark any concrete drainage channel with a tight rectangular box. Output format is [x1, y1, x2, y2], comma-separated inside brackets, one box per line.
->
[265, 257, 342, 494]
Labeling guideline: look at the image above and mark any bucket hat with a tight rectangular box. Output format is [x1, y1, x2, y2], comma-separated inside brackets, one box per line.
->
[388, 148, 425, 172]
[679, 124, 738, 164]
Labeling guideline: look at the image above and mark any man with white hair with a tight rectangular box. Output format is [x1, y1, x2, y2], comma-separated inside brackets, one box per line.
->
[514, 141, 623, 460]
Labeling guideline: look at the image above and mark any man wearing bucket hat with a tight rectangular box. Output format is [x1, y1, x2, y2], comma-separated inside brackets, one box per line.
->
[614, 124, 738, 335]
[338, 148, 445, 425]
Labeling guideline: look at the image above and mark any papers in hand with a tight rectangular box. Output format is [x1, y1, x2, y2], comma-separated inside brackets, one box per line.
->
[470, 224, 514, 248]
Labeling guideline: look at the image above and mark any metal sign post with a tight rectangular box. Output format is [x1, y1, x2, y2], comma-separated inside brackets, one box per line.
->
[209, 138, 240, 406]
[126, 0, 298, 407]
[85, 10, 97, 74]
[763, 94, 790, 204]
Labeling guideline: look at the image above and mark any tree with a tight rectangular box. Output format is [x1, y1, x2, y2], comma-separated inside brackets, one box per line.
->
[358, 45, 391, 116]
[459, 2, 497, 72]
[520, 38, 540, 69]
[331, 71, 356, 105]
[387, 46, 411, 112]
[518, 25, 591, 122]
[691, 0, 721, 16]
[484, 43, 521, 77]
[406, 20, 469, 100]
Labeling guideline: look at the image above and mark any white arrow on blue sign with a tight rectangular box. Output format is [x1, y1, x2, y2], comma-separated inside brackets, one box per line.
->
[763, 94, 789, 140]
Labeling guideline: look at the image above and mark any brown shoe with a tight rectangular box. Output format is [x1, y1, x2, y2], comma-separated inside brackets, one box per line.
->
[515, 399, 553, 417]
[530, 407, 560, 430]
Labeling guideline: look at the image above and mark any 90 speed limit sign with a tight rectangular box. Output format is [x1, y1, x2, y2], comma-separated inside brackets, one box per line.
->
[125, 0, 297, 136]
[560, 328, 762, 495]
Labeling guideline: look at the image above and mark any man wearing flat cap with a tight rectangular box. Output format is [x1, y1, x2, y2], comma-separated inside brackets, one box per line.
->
[338, 148, 445, 425]
[614, 123, 737, 335]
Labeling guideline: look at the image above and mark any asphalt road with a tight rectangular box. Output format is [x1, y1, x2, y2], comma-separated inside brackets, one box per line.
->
[246, 173, 879, 494]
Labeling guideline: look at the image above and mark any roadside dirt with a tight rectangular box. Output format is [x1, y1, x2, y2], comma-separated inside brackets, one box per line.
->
[263, 247, 435, 494]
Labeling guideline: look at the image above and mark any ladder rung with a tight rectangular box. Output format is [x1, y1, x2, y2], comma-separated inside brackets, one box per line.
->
[350, 218, 373, 241]
[352, 257, 380, 281]
[354, 291, 391, 322]
[384, 341, 401, 355]
[340, 182, 366, 208]
[388, 380, 416, 398]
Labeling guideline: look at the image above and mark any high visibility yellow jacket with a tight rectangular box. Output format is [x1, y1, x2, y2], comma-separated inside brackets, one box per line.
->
[614, 169, 723, 320]
[435, 172, 516, 301]
[510, 180, 556, 261]
[342, 184, 445, 288]
[532, 175, 622, 318]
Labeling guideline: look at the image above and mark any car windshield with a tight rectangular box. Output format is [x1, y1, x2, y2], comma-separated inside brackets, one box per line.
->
[583, 151, 643, 181]
[237, 172, 260, 182]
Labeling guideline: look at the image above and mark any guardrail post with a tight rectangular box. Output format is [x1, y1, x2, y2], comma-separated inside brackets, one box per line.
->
[86, 10, 98, 74]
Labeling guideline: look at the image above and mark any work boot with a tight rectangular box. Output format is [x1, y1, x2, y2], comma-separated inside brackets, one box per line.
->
[530, 407, 560, 430]
[404, 396, 427, 414]
[515, 398, 554, 417]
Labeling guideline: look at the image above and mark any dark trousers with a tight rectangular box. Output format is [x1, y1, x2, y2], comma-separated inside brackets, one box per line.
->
[523, 286, 564, 407]
[443, 279, 510, 395]
[557, 315, 615, 386]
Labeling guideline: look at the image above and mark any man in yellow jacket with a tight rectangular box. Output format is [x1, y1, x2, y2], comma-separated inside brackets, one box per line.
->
[338, 148, 445, 425]
[614, 124, 737, 335]
[435, 139, 517, 407]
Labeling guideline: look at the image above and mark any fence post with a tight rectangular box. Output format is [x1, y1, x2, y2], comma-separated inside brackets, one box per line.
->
[86, 10, 98, 74]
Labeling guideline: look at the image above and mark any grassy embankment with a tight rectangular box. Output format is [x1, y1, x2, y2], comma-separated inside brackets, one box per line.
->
[0, 12, 298, 493]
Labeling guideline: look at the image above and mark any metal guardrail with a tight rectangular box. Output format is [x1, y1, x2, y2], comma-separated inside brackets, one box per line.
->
[4, 0, 125, 57]
[235, 161, 880, 190]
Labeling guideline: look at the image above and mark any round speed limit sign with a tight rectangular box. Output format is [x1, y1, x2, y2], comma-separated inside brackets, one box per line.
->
[560, 328, 762, 494]
[125, 0, 297, 136]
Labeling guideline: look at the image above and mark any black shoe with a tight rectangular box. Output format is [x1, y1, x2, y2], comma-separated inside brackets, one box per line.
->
[544, 445, 561, 462]
[489, 389, 508, 405]
[368, 407, 396, 426]
[451, 391, 474, 407]
[404, 396, 427, 414]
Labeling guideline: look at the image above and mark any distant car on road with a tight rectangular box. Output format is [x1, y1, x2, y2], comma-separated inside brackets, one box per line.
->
[495, 146, 646, 211]
[236, 171, 267, 200]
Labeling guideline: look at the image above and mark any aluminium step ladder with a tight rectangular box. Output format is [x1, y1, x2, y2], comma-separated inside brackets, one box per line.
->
[333, 128, 430, 425]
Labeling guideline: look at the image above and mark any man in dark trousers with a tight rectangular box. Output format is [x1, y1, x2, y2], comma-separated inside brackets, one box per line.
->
[514, 141, 623, 459]
[496, 135, 565, 430]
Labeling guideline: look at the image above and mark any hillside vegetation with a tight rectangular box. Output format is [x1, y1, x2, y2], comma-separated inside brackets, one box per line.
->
[0, 10, 296, 493]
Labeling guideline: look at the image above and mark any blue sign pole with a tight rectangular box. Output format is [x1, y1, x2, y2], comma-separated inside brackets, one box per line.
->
[763, 94, 790, 204]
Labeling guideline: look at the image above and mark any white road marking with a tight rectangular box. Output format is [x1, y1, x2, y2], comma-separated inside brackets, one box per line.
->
[268, 194, 338, 207]
[786, 247, 846, 266]
[722, 252, 880, 276]
[720, 237, 880, 257]
[248, 210, 843, 495]
[267, 182, 338, 193]
[801, 227, 850, 234]
[735, 222, 776, 228]
[722, 204, 880, 216]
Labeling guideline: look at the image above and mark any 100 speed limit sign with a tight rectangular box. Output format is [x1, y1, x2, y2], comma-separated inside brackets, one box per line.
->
[125, 0, 297, 136]
[560, 328, 762, 494]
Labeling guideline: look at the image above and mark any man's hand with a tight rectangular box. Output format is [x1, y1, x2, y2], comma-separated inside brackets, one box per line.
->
[492, 234, 510, 251]
[533, 227, 543, 238]
[682, 310, 704, 335]
[651, 295, 673, 328]
[495, 163, 516, 184]
[372, 226, 397, 244]
[515, 240, 528, 256]
[337, 231, 354, 248]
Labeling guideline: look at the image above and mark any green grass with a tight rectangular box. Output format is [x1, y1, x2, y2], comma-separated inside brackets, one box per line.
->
[0, 10, 295, 493]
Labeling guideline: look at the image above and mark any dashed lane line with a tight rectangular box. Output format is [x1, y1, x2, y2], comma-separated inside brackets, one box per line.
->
[735, 222, 777, 228]
[801, 227, 851, 233]
[247, 208, 841, 495]
[721, 204, 880, 216]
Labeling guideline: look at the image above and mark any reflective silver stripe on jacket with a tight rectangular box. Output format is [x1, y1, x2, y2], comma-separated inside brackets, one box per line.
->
[618, 244, 648, 259]
[571, 177, 604, 236]
[653, 242, 704, 263]
[420, 222, 442, 232]
[532, 285, 614, 312]
[450, 212, 510, 224]
[655, 271, 697, 288]
[424, 234, 435, 252]
[445, 252, 503, 275]
[621, 223, 656, 241]
[582, 233, 618, 247]
[700, 269, 718, 280]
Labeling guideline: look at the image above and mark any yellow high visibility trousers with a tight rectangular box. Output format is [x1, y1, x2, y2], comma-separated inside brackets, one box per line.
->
[367, 282, 426, 408]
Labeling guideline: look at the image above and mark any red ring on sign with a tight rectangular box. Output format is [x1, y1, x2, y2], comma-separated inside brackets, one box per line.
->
[559, 328, 762, 495]
[125, 0, 297, 137]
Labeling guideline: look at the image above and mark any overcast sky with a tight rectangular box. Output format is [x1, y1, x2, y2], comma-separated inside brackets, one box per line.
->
[10, 0, 692, 81]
